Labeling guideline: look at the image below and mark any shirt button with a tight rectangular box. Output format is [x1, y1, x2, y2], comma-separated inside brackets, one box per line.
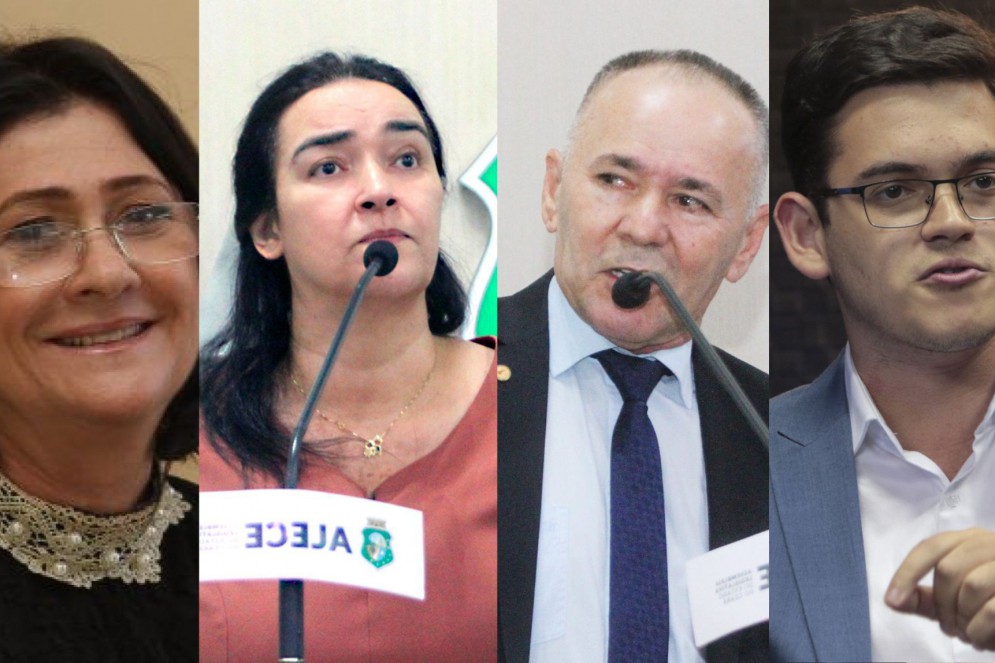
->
[944, 493, 961, 508]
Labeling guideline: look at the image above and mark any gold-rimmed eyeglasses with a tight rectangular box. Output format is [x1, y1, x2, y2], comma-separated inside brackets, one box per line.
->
[0, 202, 198, 288]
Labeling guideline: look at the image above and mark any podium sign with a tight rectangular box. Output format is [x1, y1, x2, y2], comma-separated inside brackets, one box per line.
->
[686, 529, 769, 646]
[200, 489, 425, 600]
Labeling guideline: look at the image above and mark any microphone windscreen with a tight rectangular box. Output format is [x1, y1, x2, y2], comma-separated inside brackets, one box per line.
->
[363, 240, 399, 276]
[612, 271, 652, 309]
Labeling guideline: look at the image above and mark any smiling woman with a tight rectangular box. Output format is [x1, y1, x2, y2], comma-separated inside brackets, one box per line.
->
[199, 53, 497, 662]
[0, 38, 198, 661]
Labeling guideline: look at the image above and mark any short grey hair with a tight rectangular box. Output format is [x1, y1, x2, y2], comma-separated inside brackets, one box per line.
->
[570, 49, 769, 210]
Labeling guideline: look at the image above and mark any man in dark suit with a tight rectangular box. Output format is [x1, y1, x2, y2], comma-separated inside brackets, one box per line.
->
[771, 8, 995, 662]
[498, 50, 770, 663]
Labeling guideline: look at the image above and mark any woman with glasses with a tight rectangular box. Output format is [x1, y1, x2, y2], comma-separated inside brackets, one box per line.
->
[199, 52, 496, 661]
[0, 38, 198, 661]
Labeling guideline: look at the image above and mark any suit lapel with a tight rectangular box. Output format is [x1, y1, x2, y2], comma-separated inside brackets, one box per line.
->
[770, 357, 871, 662]
[498, 280, 771, 663]
[497, 273, 553, 663]
[695, 347, 770, 663]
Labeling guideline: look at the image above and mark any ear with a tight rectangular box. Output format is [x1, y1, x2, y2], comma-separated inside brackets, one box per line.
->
[725, 203, 770, 283]
[773, 192, 831, 280]
[541, 149, 564, 234]
[249, 212, 284, 260]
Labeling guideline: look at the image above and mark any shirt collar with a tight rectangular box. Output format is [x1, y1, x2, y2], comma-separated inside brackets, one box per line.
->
[844, 344, 995, 455]
[547, 274, 695, 407]
[843, 344, 899, 456]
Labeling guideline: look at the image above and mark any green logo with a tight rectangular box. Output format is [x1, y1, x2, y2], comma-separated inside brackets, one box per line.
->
[459, 137, 497, 338]
[361, 518, 394, 569]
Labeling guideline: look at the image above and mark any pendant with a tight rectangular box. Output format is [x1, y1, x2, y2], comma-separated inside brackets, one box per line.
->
[364, 435, 383, 458]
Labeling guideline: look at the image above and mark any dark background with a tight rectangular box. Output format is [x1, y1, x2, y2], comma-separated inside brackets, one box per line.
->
[769, 0, 995, 396]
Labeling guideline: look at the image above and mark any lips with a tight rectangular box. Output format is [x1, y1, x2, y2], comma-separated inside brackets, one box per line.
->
[359, 229, 409, 244]
[608, 267, 657, 280]
[919, 258, 987, 285]
[48, 321, 152, 348]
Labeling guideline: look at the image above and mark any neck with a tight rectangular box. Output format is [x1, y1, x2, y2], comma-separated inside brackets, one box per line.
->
[850, 337, 995, 476]
[287, 287, 438, 420]
[0, 410, 157, 514]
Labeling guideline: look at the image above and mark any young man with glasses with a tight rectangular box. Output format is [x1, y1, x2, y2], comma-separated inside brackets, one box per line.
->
[772, 7, 995, 662]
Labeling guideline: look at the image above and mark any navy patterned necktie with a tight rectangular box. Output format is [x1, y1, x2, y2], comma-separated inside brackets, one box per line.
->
[594, 349, 671, 662]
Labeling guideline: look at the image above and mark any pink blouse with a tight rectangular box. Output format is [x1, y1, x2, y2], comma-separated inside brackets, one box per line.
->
[199, 356, 496, 662]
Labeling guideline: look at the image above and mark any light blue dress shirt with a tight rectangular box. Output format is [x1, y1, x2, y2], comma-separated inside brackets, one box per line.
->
[529, 276, 709, 663]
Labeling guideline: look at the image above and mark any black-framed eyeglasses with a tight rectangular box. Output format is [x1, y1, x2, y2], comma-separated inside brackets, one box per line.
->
[811, 171, 995, 229]
[0, 202, 198, 288]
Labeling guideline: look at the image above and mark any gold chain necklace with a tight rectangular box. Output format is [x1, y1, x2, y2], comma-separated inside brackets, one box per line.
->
[290, 356, 435, 459]
[0, 469, 191, 588]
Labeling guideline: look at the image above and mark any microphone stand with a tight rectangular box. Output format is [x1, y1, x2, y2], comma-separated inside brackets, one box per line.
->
[616, 271, 769, 450]
[278, 242, 397, 663]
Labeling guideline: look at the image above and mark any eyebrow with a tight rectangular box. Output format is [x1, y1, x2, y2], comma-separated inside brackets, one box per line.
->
[856, 150, 995, 182]
[291, 130, 354, 162]
[959, 150, 995, 170]
[290, 120, 431, 163]
[385, 120, 430, 142]
[102, 174, 172, 195]
[594, 153, 645, 172]
[593, 153, 723, 202]
[855, 161, 923, 182]
[0, 187, 70, 217]
[0, 175, 170, 217]
[675, 176, 723, 205]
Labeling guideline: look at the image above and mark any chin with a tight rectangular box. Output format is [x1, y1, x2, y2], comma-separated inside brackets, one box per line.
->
[906, 324, 995, 354]
[584, 300, 683, 350]
[72, 373, 181, 424]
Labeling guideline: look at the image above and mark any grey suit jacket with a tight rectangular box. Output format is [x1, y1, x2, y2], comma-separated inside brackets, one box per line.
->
[770, 354, 873, 662]
[498, 271, 769, 663]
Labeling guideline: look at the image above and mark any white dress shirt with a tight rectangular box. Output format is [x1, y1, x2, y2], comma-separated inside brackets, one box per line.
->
[845, 347, 995, 663]
[529, 277, 709, 663]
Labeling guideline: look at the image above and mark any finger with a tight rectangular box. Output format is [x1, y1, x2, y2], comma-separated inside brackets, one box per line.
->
[887, 530, 975, 614]
[932, 537, 989, 637]
[964, 596, 995, 652]
[958, 561, 995, 634]
[910, 585, 938, 620]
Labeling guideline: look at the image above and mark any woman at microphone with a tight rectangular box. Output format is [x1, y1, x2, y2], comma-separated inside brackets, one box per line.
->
[0, 37, 198, 660]
[199, 52, 496, 661]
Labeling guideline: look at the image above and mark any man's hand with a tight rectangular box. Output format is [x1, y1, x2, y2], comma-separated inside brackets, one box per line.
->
[885, 528, 995, 651]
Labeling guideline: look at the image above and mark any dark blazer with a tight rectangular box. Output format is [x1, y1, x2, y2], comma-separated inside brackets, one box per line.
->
[497, 271, 769, 663]
[769, 355, 872, 662]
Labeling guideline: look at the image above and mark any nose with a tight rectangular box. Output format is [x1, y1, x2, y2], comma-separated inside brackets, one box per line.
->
[64, 226, 140, 298]
[617, 191, 667, 246]
[920, 182, 975, 243]
[356, 161, 396, 212]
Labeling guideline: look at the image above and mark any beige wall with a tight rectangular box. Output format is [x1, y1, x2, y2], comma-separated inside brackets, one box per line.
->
[0, 0, 199, 141]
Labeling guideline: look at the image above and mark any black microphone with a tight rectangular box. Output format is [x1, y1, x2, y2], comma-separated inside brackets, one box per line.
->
[612, 269, 769, 450]
[279, 239, 399, 663]
[363, 239, 399, 276]
[612, 271, 652, 309]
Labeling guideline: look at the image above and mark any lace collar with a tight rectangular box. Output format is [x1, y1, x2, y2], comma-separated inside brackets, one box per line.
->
[0, 469, 191, 588]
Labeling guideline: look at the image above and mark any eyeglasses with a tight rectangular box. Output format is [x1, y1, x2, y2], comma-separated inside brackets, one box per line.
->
[812, 172, 995, 229]
[0, 202, 198, 288]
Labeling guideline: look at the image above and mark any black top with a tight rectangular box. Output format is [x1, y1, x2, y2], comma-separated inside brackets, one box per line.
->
[0, 477, 197, 662]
